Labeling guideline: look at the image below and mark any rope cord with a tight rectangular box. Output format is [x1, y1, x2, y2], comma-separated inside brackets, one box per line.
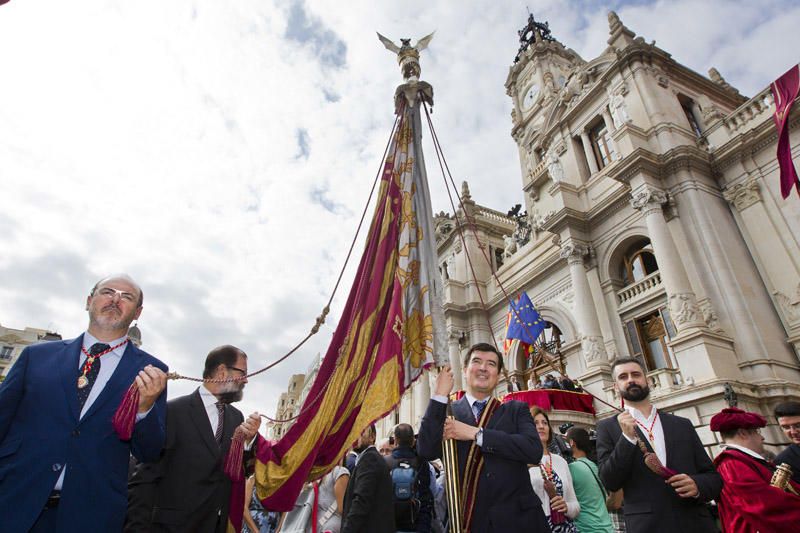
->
[421, 102, 621, 414]
[166, 113, 401, 422]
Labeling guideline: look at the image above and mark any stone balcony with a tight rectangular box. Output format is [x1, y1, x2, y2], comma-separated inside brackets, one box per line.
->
[616, 270, 664, 310]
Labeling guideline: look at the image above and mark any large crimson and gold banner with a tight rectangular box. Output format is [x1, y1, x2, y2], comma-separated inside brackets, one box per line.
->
[252, 94, 446, 511]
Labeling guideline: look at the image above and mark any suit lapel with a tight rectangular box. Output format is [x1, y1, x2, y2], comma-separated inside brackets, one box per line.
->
[189, 389, 222, 458]
[453, 396, 474, 425]
[81, 341, 140, 422]
[660, 412, 677, 468]
[59, 336, 83, 422]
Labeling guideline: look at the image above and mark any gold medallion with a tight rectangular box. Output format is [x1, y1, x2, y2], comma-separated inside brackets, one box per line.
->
[77, 375, 89, 388]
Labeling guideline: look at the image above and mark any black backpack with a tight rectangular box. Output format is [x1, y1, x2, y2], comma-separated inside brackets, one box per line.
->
[386, 455, 420, 531]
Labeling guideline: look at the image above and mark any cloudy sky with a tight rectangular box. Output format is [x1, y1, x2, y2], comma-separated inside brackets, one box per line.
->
[1, 0, 798, 424]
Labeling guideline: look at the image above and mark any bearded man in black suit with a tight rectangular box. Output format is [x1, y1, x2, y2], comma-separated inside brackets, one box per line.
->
[126, 345, 261, 533]
[596, 358, 721, 533]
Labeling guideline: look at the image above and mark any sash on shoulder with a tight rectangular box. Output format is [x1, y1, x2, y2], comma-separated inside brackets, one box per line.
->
[460, 397, 500, 532]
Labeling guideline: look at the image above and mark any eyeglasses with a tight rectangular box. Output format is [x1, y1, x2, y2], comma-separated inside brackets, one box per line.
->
[780, 423, 800, 432]
[227, 366, 247, 376]
[96, 287, 138, 303]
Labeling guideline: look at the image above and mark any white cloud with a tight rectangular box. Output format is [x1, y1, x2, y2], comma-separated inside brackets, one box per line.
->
[1, 0, 796, 419]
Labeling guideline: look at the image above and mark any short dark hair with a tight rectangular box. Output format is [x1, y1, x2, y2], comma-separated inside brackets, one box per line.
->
[566, 426, 591, 452]
[463, 342, 504, 372]
[775, 401, 800, 419]
[203, 345, 247, 379]
[611, 357, 645, 377]
[394, 423, 414, 447]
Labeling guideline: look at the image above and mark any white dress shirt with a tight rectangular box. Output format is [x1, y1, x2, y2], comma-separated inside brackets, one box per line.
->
[623, 405, 667, 466]
[198, 385, 255, 449]
[199, 383, 224, 434]
[432, 392, 490, 446]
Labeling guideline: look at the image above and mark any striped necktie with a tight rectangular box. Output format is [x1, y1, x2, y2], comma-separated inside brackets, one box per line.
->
[473, 400, 487, 423]
[214, 401, 225, 444]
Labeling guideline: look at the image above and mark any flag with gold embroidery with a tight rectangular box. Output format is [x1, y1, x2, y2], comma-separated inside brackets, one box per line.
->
[253, 90, 446, 510]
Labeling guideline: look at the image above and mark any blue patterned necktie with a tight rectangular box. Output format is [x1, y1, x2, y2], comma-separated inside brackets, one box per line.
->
[473, 400, 487, 423]
[77, 343, 109, 410]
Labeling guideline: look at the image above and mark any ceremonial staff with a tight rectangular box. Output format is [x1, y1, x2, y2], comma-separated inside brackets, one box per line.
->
[443, 401, 463, 533]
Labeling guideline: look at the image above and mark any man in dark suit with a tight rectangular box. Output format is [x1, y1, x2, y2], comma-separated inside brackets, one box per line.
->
[126, 345, 261, 532]
[774, 400, 800, 483]
[0, 274, 168, 532]
[596, 358, 721, 532]
[342, 423, 395, 533]
[417, 342, 549, 532]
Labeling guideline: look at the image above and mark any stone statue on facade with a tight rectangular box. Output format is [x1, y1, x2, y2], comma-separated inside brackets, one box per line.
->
[546, 150, 564, 183]
[503, 234, 517, 259]
[610, 93, 631, 128]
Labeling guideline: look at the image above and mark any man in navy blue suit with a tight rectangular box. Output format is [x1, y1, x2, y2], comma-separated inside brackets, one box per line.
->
[0, 274, 168, 532]
[416, 342, 549, 532]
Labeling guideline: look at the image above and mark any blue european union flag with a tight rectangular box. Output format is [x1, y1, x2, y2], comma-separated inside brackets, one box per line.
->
[505, 292, 545, 345]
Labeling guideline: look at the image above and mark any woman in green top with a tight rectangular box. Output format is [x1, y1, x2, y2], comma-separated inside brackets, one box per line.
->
[566, 427, 615, 533]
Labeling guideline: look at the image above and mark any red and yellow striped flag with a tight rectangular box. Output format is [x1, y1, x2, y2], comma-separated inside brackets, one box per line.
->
[253, 93, 446, 511]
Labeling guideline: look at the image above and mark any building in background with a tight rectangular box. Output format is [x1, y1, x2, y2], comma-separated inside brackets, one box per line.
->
[382, 11, 800, 455]
[0, 323, 62, 381]
[271, 373, 306, 440]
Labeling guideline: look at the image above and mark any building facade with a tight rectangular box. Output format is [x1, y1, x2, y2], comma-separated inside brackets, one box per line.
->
[271, 373, 306, 440]
[384, 12, 800, 455]
[0, 323, 62, 381]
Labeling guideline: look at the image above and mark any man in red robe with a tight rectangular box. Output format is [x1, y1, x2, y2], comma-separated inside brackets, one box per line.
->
[711, 407, 800, 532]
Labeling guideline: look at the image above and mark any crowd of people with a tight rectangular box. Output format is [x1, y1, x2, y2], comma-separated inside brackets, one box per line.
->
[1, 274, 799, 532]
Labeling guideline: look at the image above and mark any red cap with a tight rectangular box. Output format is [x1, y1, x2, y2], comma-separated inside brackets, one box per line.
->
[710, 407, 767, 432]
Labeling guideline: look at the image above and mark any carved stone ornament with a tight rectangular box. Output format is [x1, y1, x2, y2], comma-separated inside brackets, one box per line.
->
[503, 234, 517, 259]
[545, 148, 565, 184]
[559, 243, 590, 265]
[723, 179, 762, 212]
[581, 335, 608, 365]
[698, 299, 723, 332]
[630, 188, 668, 213]
[774, 284, 800, 322]
[669, 292, 701, 327]
[609, 91, 632, 129]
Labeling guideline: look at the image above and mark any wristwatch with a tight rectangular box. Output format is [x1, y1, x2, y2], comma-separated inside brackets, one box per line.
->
[475, 427, 483, 441]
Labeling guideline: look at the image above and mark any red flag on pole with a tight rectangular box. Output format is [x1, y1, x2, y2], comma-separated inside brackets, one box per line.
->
[250, 89, 446, 512]
[770, 64, 800, 199]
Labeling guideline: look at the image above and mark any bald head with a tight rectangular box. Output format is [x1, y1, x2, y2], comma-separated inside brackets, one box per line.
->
[91, 274, 143, 307]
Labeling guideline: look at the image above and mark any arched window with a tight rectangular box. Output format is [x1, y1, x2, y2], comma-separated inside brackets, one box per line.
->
[621, 240, 659, 285]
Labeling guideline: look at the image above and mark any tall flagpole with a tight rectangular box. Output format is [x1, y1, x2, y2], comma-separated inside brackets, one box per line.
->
[378, 30, 460, 531]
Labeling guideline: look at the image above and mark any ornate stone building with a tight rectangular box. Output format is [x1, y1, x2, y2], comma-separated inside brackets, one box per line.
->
[271, 373, 306, 439]
[382, 12, 800, 455]
[0, 323, 61, 381]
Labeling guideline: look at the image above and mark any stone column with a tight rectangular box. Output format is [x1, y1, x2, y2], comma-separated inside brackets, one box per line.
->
[602, 109, 616, 133]
[413, 372, 431, 428]
[580, 132, 600, 174]
[447, 330, 464, 390]
[631, 186, 704, 332]
[560, 242, 608, 367]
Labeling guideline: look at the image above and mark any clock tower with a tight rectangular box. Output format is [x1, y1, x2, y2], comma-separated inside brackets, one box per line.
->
[505, 15, 585, 215]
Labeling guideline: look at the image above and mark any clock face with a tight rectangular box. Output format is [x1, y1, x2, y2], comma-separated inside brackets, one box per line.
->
[521, 84, 541, 110]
